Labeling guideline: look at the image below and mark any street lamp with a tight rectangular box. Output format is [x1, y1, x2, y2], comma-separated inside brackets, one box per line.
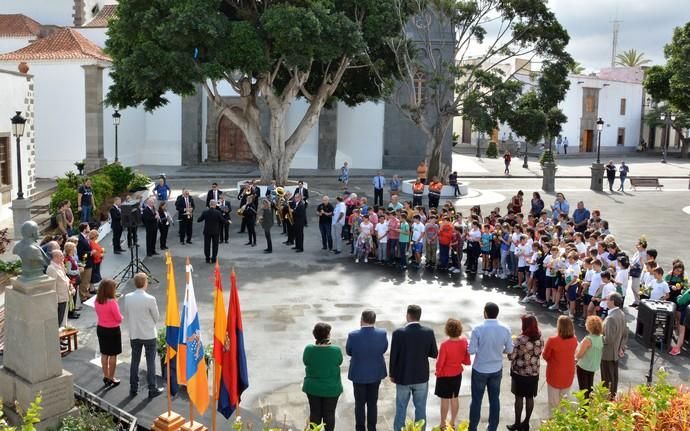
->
[112, 110, 121, 163]
[595, 117, 604, 164]
[10, 111, 26, 200]
[660, 111, 676, 164]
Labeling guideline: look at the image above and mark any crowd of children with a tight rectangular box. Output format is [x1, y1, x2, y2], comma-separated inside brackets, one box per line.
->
[341, 189, 690, 355]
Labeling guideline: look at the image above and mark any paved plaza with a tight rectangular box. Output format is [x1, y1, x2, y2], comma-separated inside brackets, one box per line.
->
[45, 154, 690, 430]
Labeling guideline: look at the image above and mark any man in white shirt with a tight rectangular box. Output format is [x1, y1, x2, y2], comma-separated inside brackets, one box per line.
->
[124, 273, 163, 398]
[46, 250, 73, 328]
[332, 196, 346, 254]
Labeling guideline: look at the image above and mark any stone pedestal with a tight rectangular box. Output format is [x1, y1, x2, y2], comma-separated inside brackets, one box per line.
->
[541, 162, 557, 192]
[10, 199, 32, 240]
[0, 277, 75, 430]
[590, 163, 605, 192]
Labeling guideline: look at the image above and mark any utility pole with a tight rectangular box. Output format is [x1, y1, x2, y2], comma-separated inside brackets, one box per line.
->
[610, 19, 622, 67]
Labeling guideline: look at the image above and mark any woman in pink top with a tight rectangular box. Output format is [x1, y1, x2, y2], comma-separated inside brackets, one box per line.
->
[95, 279, 123, 386]
[435, 318, 471, 429]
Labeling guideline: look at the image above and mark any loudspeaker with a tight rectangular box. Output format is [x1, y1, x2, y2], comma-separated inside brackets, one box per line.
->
[635, 299, 675, 348]
[121, 202, 142, 229]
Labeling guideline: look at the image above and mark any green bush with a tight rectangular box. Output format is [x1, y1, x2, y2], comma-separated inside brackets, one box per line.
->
[0, 394, 42, 431]
[58, 404, 122, 431]
[101, 164, 135, 195]
[485, 141, 498, 158]
[89, 174, 114, 209]
[539, 150, 556, 166]
[48, 184, 78, 214]
[128, 173, 151, 192]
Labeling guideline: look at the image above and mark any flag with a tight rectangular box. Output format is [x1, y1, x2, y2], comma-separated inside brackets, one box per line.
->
[212, 262, 227, 400]
[164, 252, 180, 396]
[178, 261, 210, 414]
[218, 270, 249, 419]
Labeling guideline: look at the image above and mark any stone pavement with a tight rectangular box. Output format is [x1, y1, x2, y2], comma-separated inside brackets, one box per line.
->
[40, 172, 690, 431]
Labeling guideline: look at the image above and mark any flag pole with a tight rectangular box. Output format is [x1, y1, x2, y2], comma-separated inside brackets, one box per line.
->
[167, 353, 172, 415]
[186, 257, 193, 427]
[211, 357, 217, 431]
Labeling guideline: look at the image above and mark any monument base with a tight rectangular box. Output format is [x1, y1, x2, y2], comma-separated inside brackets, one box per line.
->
[180, 420, 208, 431]
[152, 411, 186, 431]
[0, 368, 76, 431]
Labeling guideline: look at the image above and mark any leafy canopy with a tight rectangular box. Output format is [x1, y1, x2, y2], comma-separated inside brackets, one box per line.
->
[106, 0, 405, 110]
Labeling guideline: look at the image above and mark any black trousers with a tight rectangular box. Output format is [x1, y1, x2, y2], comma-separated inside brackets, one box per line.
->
[373, 188, 384, 206]
[112, 226, 123, 251]
[467, 241, 480, 271]
[246, 219, 257, 244]
[159, 224, 169, 249]
[220, 220, 230, 242]
[239, 216, 247, 233]
[57, 301, 67, 327]
[145, 222, 157, 256]
[429, 193, 440, 209]
[576, 365, 594, 398]
[264, 228, 272, 251]
[353, 381, 380, 431]
[286, 221, 294, 243]
[204, 233, 220, 262]
[412, 195, 422, 207]
[294, 224, 305, 250]
[319, 222, 333, 249]
[600, 360, 618, 399]
[307, 394, 339, 431]
[179, 218, 192, 242]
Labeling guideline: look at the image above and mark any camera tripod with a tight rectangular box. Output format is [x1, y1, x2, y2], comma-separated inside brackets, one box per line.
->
[113, 228, 158, 287]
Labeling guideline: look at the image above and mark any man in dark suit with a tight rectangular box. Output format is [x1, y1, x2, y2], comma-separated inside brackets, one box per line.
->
[390, 305, 438, 431]
[175, 189, 195, 244]
[76, 222, 94, 301]
[292, 192, 307, 252]
[217, 194, 232, 243]
[237, 181, 251, 234]
[141, 197, 159, 257]
[294, 180, 309, 226]
[346, 310, 388, 431]
[197, 200, 229, 263]
[206, 182, 223, 207]
[110, 197, 124, 254]
[601, 292, 628, 399]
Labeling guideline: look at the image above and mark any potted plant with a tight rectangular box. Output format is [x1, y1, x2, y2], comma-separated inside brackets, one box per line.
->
[451, 132, 459, 147]
[74, 160, 86, 176]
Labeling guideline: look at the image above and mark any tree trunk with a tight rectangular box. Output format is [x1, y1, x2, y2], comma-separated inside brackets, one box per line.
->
[681, 137, 689, 158]
[426, 121, 451, 182]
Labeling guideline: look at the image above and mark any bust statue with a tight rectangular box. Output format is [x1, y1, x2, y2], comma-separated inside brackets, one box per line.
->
[12, 220, 50, 282]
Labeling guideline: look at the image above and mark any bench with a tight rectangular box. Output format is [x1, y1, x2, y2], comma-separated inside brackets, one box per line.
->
[59, 328, 79, 357]
[629, 177, 664, 191]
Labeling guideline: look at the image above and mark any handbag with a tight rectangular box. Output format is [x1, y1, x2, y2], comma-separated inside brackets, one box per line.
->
[678, 289, 690, 307]
[629, 263, 642, 278]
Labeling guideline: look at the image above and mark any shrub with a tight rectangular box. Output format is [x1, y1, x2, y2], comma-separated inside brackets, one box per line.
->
[89, 174, 114, 209]
[0, 260, 22, 276]
[485, 141, 498, 158]
[58, 403, 122, 431]
[128, 173, 151, 192]
[0, 394, 42, 431]
[101, 164, 135, 195]
[540, 150, 556, 166]
[48, 185, 78, 214]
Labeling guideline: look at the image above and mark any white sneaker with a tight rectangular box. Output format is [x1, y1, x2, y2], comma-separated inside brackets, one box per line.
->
[355, 258, 360, 263]
[452, 268, 461, 274]
[548, 304, 559, 311]
[499, 274, 508, 280]
[449, 266, 456, 271]
[364, 258, 368, 263]
[519, 297, 529, 304]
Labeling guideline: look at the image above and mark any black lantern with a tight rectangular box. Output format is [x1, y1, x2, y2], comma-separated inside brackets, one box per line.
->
[112, 110, 121, 162]
[10, 111, 26, 199]
[595, 117, 604, 164]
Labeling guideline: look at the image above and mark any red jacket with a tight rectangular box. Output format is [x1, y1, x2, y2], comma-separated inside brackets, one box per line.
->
[542, 335, 578, 389]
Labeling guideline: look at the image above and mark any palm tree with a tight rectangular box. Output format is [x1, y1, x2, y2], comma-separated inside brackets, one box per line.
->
[615, 49, 651, 67]
[570, 61, 585, 74]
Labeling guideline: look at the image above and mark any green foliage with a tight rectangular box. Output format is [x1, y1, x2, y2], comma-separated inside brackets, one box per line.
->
[570, 61, 585, 74]
[48, 186, 78, 215]
[485, 141, 498, 158]
[88, 175, 114, 210]
[615, 49, 651, 67]
[431, 423, 469, 431]
[127, 173, 151, 191]
[156, 328, 167, 358]
[0, 260, 22, 276]
[100, 164, 135, 195]
[58, 404, 121, 431]
[540, 150, 556, 166]
[0, 394, 42, 431]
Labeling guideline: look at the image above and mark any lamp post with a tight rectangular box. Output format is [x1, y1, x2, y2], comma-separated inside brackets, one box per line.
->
[595, 117, 604, 164]
[112, 110, 121, 163]
[10, 111, 26, 199]
[660, 111, 676, 164]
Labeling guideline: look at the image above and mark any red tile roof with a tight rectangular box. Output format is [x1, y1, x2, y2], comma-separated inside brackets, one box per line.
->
[83, 4, 118, 28]
[0, 28, 110, 62]
[0, 14, 42, 38]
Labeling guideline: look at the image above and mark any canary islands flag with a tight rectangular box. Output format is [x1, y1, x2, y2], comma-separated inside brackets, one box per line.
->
[218, 270, 249, 419]
[164, 252, 180, 396]
[177, 261, 210, 415]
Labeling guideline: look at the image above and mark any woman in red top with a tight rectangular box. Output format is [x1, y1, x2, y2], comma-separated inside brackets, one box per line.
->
[88, 230, 104, 286]
[542, 316, 578, 415]
[435, 318, 471, 429]
[94, 279, 123, 386]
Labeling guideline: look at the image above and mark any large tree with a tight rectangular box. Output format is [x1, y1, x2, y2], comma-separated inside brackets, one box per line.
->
[105, 0, 408, 183]
[383, 0, 572, 180]
[644, 22, 690, 158]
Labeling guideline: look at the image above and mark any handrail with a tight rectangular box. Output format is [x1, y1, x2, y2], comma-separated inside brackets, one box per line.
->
[73, 383, 138, 431]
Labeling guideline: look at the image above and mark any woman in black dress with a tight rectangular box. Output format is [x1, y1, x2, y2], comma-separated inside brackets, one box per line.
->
[507, 314, 543, 431]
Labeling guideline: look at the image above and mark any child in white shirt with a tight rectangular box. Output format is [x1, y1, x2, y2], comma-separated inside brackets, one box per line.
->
[599, 272, 617, 313]
[649, 267, 670, 301]
[375, 217, 389, 263]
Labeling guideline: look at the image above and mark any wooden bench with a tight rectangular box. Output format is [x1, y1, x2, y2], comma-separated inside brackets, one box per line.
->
[59, 329, 79, 357]
[629, 177, 664, 191]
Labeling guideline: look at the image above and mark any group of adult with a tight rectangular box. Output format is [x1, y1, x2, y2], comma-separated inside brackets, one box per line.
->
[301, 299, 627, 431]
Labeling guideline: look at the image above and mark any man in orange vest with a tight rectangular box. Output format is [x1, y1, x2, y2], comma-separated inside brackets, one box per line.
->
[428, 177, 443, 209]
[412, 179, 424, 207]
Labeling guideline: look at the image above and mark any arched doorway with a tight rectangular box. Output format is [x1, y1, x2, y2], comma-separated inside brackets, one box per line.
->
[217, 114, 255, 162]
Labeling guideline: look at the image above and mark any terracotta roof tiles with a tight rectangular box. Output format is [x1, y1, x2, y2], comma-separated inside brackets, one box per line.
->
[0, 14, 42, 38]
[82, 4, 118, 28]
[0, 27, 110, 62]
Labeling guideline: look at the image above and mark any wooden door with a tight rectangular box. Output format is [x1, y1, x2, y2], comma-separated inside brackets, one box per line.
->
[582, 129, 594, 152]
[218, 115, 255, 162]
